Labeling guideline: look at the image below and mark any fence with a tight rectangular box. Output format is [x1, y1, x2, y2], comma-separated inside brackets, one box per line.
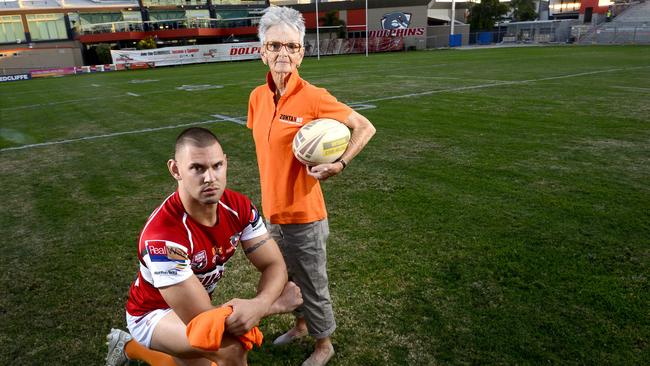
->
[578, 25, 650, 44]
[467, 30, 508, 45]
[303, 37, 405, 56]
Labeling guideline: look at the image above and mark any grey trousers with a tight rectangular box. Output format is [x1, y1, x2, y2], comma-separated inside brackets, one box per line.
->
[267, 219, 336, 339]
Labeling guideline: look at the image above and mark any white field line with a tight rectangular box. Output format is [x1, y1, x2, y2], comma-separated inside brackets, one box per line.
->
[6, 65, 646, 112]
[211, 114, 246, 125]
[610, 85, 650, 92]
[0, 117, 241, 153]
[385, 74, 510, 83]
[4, 62, 445, 107]
[3, 66, 648, 153]
[2, 90, 170, 111]
[127, 92, 140, 97]
[353, 67, 649, 104]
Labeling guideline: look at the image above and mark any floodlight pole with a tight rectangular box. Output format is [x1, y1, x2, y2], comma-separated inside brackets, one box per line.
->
[365, 0, 368, 57]
[315, 0, 320, 60]
[451, 0, 456, 36]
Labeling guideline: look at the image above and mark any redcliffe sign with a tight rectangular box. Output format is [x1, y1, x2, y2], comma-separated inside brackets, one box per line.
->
[0, 73, 31, 82]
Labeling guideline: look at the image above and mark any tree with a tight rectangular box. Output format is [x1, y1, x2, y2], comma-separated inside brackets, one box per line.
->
[510, 0, 538, 21]
[468, 0, 509, 31]
[320, 11, 347, 39]
[94, 43, 112, 64]
[136, 36, 157, 50]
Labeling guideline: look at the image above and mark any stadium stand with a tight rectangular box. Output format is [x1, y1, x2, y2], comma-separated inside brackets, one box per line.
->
[608, 0, 650, 25]
[578, 1, 650, 44]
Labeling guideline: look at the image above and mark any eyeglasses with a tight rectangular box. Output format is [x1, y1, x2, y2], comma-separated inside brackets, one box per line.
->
[264, 41, 302, 53]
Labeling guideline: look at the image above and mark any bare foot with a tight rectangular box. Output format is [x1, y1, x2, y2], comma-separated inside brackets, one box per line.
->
[269, 281, 303, 315]
[273, 318, 308, 345]
[303, 340, 335, 366]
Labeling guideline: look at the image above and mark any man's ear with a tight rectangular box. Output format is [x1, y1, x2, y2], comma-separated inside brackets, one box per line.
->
[168, 159, 181, 181]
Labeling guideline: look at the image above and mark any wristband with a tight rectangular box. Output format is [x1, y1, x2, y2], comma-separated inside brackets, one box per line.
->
[338, 158, 348, 170]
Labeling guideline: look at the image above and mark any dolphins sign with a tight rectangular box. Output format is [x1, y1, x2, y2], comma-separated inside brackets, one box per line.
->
[368, 11, 425, 38]
[382, 12, 412, 30]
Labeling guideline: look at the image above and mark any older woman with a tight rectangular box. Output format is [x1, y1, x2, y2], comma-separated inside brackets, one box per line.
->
[247, 6, 376, 366]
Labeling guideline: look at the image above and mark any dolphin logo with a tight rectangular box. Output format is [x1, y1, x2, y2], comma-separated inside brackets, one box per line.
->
[381, 12, 412, 30]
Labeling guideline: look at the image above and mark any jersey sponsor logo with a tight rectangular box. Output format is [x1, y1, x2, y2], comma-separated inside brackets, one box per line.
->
[212, 246, 226, 264]
[154, 269, 179, 276]
[146, 240, 171, 262]
[191, 249, 208, 270]
[166, 242, 189, 261]
[229, 232, 241, 249]
[196, 265, 224, 293]
[249, 204, 260, 225]
[279, 113, 303, 125]
[146, 240, 189, 264]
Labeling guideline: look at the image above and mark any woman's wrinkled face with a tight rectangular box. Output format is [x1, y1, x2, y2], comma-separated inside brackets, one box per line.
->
[261, 24, 304, 75]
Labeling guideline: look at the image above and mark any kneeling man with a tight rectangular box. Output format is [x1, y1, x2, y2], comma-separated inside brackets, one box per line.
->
[106, 127, 302, 366]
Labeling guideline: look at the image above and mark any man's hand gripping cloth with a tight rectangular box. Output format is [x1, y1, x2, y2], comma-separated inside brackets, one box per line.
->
[186, 306, 264, 351]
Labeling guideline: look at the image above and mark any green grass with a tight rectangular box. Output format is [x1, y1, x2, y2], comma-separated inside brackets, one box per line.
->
[1, 45, 649, 365]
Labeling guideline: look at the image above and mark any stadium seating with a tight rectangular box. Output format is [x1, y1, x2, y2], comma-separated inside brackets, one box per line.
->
[610, 1, 650, 26]
[578, 1, 650, 44]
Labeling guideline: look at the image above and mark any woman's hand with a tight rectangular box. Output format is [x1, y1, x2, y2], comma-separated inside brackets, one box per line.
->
[306, 161, 344, 181]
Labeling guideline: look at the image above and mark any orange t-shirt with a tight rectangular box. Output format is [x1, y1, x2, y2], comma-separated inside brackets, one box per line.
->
[247, 71, 353, 224]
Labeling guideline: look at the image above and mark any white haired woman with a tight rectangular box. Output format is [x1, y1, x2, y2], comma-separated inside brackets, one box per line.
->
[246, 6, 376, 366]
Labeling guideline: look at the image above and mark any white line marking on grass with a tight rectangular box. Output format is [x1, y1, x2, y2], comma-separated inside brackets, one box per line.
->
[211, 114, 246, 125]
[353, 67, 649, 104]
[177, 84, 224, 91]
[92, 84, 101, 87]
[2, 90, 171, 111]
[349, 103, 377, 111]
[127, 92, 140, 97]
[610, 85, 650, 92]
[387, 75, 464, 80]
[4, 66, 649, 152]
[0, 118, 229, 153]
[386, 74, 510, 83]
[129, 79, 159, 84]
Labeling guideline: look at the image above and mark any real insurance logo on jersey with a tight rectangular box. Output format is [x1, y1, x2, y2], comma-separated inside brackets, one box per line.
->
[146, 240, 189, 262]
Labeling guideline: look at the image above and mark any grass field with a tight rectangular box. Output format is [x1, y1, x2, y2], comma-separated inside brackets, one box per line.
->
[1, 45, 649, 365]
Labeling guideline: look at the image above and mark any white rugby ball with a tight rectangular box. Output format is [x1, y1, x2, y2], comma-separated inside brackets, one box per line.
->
[292, 118, 350, 165]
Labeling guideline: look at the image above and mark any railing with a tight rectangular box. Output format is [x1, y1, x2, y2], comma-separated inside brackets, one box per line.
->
[77, 17, 259, 35]
[579, 25, 650, 44]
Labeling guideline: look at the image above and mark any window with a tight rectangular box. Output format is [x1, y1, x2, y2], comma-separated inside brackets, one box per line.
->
[26, 13, 67, 41]
[0, 15, 26, 44]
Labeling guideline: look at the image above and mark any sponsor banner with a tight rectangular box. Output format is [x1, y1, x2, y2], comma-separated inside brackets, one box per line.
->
[125, 62, 155, 70]
[110, 43, 261, 67]
[30, 67, 77, 78]
[0, 73, 31, 83]
[305, 37, 404, 57]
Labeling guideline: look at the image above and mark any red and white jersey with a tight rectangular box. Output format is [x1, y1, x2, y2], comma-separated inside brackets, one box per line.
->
[125, 189, 266, 316]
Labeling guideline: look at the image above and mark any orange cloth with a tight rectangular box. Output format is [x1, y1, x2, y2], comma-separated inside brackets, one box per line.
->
[247, 70, 353, 224]
[186, 306, 263, 352]
[124, 339, 178, 366]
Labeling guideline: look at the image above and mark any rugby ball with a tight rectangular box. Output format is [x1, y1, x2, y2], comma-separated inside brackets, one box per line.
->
[292, 118, 350, 165]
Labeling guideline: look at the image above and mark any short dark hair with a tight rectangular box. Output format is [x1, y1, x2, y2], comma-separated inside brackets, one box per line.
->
[175, 127, 220, 155]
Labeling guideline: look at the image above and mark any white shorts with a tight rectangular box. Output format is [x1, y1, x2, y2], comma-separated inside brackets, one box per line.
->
[126, 309, 173, 348]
